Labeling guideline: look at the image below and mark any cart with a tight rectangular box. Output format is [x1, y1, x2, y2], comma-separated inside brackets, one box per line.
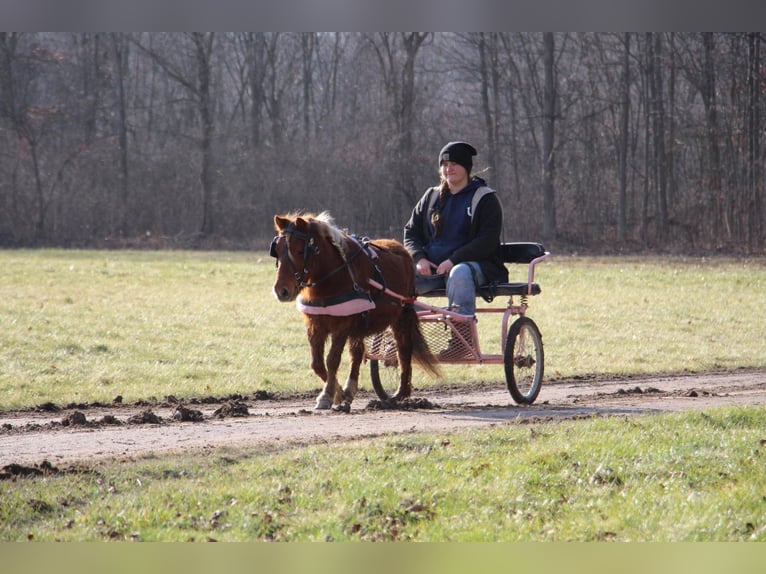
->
[365, 242, 550, 405]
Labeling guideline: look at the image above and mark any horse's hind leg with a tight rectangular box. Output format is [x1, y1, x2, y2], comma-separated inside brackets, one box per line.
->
[315, 333, 347, 410]
[392, 323, 414, 401]
[340, 337, 365, 407]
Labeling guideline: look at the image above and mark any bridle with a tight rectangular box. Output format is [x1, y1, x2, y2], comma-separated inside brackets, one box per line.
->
[270, 222, 367, 291]
[270, 223, 321, 290]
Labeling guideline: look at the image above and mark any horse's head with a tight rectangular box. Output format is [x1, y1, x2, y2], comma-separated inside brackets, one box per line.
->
[271, 214, 314, 302]
[271, 212, 343, 302]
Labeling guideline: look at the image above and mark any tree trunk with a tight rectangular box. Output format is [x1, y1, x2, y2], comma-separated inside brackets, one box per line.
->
[110, 33, 130, 233]
[618, 33, 631, 243]
[747, 32, 762, 248]
[246, 32, 266, 148]
[702, 32, 724, 244]
[301, 33, 315, 139]
[650, 33, 668, 239]
[193, 32, 216, 236]
[399, 33, 427, 172]
[478, 33, 498, 181]
[541, 32, 556, 243]
[641, 35, 652, 246]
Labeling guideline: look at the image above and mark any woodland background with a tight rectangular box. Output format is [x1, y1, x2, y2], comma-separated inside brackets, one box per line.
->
[1, 32, 764, 254]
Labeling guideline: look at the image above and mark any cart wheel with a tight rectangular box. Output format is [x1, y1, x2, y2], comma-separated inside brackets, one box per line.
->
[368, 331, 400, 401]
[504, 316, 544, 404]
[369, 359, 402, 401]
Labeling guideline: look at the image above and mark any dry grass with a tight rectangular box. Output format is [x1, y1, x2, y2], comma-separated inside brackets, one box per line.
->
[1, 249, 764, 409]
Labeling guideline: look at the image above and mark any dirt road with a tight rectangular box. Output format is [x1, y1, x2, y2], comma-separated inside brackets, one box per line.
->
[2, 369, 765, 468]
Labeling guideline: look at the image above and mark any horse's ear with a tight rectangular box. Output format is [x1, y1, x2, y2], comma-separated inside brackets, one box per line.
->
[274, 215, 290, 231]
[294, 216, 309, 231]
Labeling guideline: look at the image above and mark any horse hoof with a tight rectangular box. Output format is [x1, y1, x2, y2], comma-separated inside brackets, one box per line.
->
[332, 402, 351, 413]
[315, 396, 333, 410]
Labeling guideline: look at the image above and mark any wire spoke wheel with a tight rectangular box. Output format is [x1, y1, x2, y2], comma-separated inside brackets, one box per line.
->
[504, 317, 544, 404]
[368, 330, 400, 401]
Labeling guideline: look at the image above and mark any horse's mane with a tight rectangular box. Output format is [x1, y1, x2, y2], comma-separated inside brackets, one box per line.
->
[287, 210, 346, 258]
[311, 212, 346, 257]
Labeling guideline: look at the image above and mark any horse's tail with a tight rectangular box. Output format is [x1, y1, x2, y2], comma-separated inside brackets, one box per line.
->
[402, 305, 441, 377]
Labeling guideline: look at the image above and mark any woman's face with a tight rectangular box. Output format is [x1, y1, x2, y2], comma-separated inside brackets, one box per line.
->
[440, 161, 468, 190]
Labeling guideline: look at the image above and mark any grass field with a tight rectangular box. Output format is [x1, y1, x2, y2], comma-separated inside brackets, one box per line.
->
[2, 407, 766, 542]
[2, 249, 766, 544]
[1, 249, 764, 408]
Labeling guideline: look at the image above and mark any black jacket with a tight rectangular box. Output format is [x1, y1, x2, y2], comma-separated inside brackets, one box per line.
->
[403, 180, 508, 285]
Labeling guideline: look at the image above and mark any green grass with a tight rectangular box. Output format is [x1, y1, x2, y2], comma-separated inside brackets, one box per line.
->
[0, 249, 307, 408]
[3, 407, 766, 541]
[2, 249, 766, 543]
[536, 255, 766, 377]
[1, 249, 765, 409]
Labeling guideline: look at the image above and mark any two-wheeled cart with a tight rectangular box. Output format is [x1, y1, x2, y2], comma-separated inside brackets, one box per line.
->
[365, 242, 550, 405]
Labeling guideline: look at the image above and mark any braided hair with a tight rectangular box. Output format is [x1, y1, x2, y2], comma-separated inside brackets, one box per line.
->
[429, 178, 451, 238]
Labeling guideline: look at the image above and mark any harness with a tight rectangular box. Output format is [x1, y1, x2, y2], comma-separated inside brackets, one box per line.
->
[426, 185, 497, 224]
[270, 224, 385, 316]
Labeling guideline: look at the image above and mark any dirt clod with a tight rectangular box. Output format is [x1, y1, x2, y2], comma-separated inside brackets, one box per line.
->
[127, 410, 162, 424]
[36, 402, 60, 413]
[172, 406, 204, 422]
[62, 411, 88, 426]
[1, 460, 60, 480]
[366, 397, 440, 410]
[212, 400, 249, 418]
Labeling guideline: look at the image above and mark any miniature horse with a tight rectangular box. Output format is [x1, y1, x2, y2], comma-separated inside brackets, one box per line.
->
[271, 212, 438, 410]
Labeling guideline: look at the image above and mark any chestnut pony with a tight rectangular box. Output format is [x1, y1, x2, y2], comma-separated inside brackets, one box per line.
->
[271, 212, 438, 410]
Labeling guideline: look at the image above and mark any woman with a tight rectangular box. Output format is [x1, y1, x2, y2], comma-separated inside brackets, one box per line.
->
[403, 141, 507, 320]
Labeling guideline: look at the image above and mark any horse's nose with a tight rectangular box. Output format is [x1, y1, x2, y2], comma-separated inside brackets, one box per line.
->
[274, 284, 292, 302]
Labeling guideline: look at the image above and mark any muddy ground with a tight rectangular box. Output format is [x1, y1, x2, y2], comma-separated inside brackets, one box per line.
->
[1, 369, 765, 471]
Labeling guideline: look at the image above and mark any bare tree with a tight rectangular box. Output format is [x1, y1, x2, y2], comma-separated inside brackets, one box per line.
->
[618, 33, 631, 243]
[476, 33, 500, 181]
[1, 32, 765, 252]
[747, 32, 762, 248]
[132, 32, 218, 235]
[542, 32, 556, 243]
[108, 33, 130, 232]
[0, 33, 65, 242]
[366, 33, 430, 201]
[301, 33, 316, 139]
[700, 33, 724, 243]
[648, 33, 669, 240]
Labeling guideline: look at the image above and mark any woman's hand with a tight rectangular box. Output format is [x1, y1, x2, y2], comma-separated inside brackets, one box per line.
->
[416, 259, 437, 275]
[435, 259, 454, 276]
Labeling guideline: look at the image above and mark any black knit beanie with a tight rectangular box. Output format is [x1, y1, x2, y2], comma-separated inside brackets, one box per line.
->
[438, 141, 477, 173]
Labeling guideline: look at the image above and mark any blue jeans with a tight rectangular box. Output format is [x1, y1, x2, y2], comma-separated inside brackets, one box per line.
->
[446, 262, 486, 316]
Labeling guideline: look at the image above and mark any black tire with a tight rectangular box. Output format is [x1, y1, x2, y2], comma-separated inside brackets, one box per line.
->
[369, 359, 401, 401]
[504, 317, 544, 404]
[368, 331, 400, 401]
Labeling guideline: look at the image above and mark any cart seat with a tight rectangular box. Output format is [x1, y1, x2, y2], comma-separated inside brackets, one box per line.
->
[417, 281, 541, 299]
[414, 242, 546, 299]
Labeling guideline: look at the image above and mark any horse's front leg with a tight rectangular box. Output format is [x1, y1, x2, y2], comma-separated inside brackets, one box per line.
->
[307, 325, 329, 404]
[315, 333, 348, 410]
[340, 337, 365, 407]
